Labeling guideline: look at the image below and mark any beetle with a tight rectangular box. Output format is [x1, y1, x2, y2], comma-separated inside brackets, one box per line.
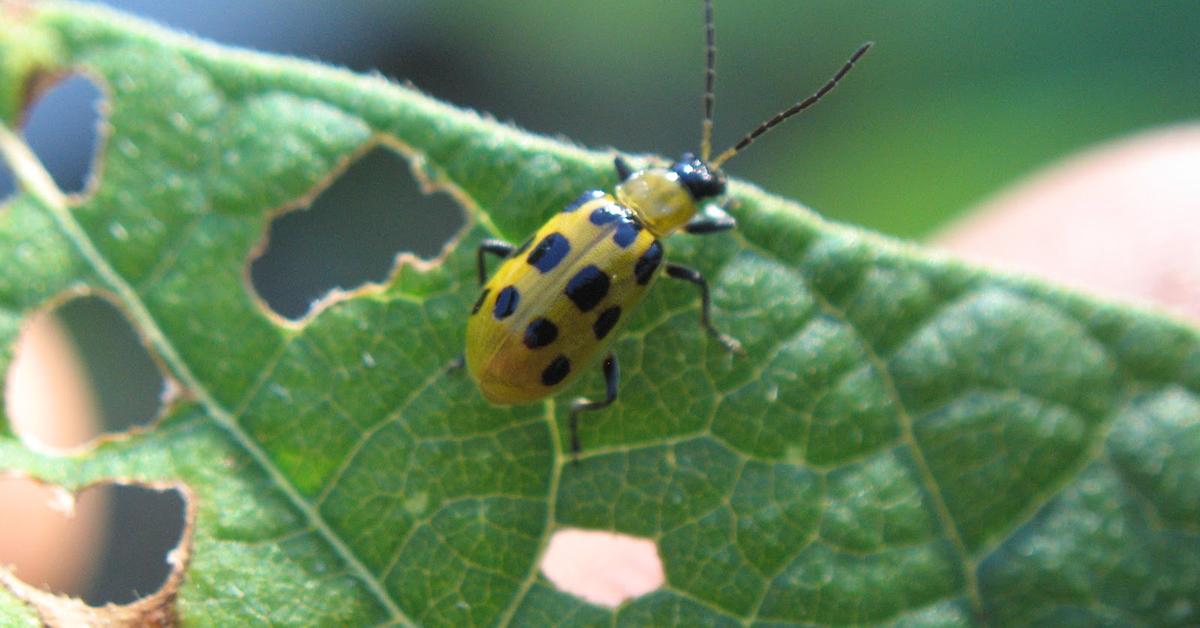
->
[466, 0, 871, 458]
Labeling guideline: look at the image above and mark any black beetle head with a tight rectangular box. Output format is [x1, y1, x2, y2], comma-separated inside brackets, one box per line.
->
[670, 153, 726, 201]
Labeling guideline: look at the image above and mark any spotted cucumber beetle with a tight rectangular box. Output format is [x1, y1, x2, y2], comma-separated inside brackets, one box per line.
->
[467, 0, 871, 457]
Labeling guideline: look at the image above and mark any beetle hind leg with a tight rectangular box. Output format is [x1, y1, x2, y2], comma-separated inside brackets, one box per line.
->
[568, 353, 619, 464]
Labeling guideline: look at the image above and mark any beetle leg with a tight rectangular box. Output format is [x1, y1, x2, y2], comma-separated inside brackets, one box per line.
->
[614, 156, 635, 182]
[684, 212, 736, 234]
[568, 353, 619, 463]
[476, 239, 515, 285]
[685, 198, 738, 234]
[665, 263, 744, 353]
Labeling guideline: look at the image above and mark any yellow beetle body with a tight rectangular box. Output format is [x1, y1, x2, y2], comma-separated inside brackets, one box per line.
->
[461, 0, 871, 457]
[466, 189, 666, 404]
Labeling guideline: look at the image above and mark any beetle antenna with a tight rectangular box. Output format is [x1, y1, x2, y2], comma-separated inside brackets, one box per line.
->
[711, 41, 872, 168]
[700, 0, 717, 162]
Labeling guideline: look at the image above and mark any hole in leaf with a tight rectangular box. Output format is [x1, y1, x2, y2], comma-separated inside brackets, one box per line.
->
[540, 528, 664, 608]
[16, 74, 105, 196]
[0, 476, 107, 600]
[5, 295, 168, 452]
[249, 147, 466, 320]
[0, 479, 190, 623]
[87, 484, 188, 606]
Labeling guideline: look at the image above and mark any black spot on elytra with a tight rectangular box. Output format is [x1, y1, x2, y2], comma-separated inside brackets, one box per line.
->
[523, 317, 559, 349]
[564, 190, 606, 213]
[593, 306, 621, 340]
[635, 240, 663, 285]
[527, 232, 570, 273]
[589, 204, 628, 226]
[613, 219, 642, 248]
[541, 355, 571, 386]
[471, 288, 490, 315]
[565, 265, 609, 312]
[493, 286, 520, 319]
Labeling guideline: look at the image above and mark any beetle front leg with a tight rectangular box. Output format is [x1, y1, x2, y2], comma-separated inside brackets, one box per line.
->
[684, 198, 738, 235]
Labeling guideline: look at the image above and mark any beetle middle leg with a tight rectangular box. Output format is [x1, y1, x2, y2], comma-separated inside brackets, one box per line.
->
[665, 263, 743, 353]
[476, 239, 515, 285]
[568, 353, 618, 463]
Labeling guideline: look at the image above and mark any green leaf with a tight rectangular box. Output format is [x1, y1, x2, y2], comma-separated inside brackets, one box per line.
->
[2, 3, 1199, 626]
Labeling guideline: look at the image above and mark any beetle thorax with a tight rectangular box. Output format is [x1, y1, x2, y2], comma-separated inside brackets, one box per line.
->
[615, 169, 698, 237]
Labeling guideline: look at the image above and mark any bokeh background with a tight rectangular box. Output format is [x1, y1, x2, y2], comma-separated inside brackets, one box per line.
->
[1, 0, 1197, 606]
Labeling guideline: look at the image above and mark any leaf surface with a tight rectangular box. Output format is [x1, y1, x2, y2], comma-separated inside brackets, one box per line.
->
[1, 3, 1198, 625]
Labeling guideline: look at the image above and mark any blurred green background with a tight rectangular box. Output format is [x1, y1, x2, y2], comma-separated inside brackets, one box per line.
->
[1, 0, 1197, 606]
[5, 0, 1199, 312]
[375, 0, 1199, 237]
[393, 0, 1199, 237]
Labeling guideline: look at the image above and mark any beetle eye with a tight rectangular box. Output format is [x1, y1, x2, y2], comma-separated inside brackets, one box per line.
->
[671, 155, 725, 200]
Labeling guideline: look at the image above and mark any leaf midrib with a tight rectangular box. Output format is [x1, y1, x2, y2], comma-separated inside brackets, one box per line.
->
[0, 124, 413, 625]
